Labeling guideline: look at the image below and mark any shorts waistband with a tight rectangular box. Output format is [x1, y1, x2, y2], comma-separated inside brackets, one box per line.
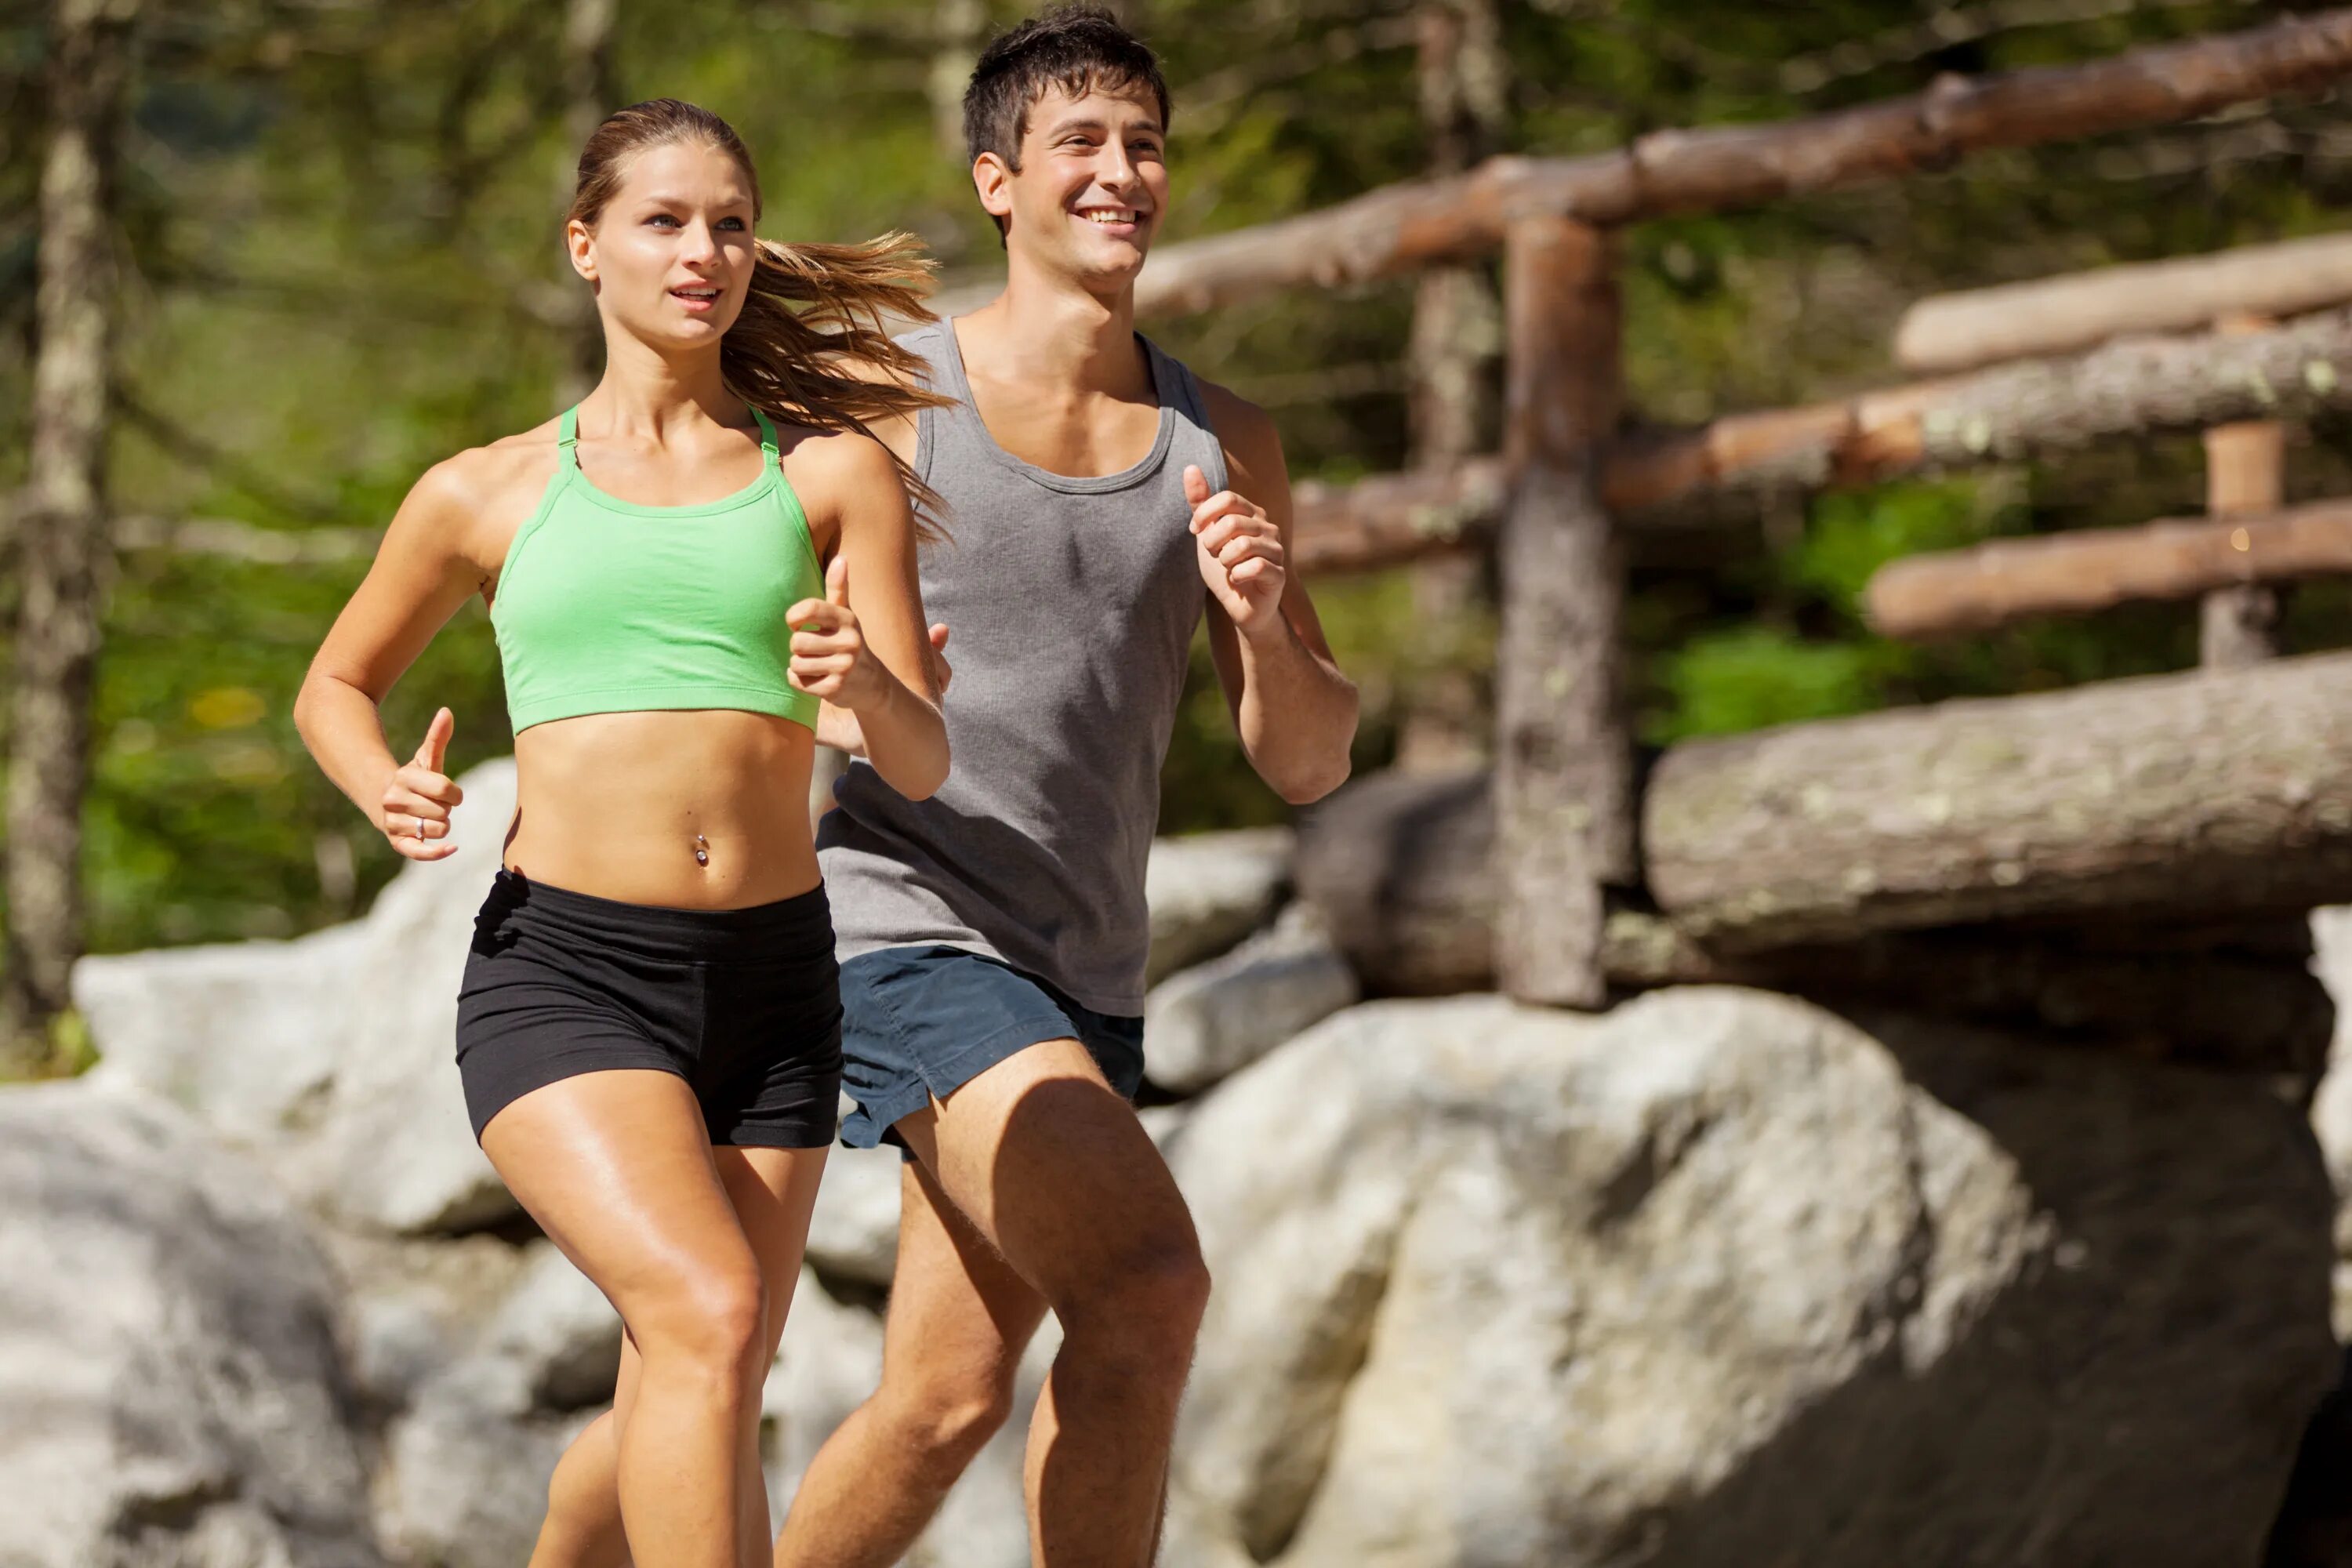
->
[480, 868, 833, 963]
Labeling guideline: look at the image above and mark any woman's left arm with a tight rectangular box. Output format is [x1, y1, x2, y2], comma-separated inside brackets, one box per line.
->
[786, 432, 949, 800]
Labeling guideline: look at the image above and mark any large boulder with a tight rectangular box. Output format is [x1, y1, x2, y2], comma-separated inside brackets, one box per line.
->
[0, 1080, 385, 1568]
[78, 760, 519, 1235]
[1166, 989, 2336, 1568]
[1144, 902, 1358, 1094]
[2307, 906, 2352, 1338]
[1145, 828, 1294, 985]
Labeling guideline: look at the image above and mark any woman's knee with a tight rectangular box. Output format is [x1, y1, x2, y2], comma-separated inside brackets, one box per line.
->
[629, 1265, 771, 1385]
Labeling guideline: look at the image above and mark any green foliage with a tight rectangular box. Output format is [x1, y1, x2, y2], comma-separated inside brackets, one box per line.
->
[8, 0, 2352, 960]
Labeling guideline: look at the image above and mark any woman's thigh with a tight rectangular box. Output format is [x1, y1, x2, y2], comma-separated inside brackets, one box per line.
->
[481, 1068, 767, 1330]
[608, 1145, 828, 1427]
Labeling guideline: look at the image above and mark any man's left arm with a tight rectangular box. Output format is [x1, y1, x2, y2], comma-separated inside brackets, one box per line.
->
[1192, 383, 1359, 805]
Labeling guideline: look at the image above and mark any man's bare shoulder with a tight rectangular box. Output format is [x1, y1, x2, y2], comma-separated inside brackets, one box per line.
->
[1195, 378, 1288, 492]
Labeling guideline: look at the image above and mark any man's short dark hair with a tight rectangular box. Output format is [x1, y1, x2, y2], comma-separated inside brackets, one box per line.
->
[962, 4, 1171, 172]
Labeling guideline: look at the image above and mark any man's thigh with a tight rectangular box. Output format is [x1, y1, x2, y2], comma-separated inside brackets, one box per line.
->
[877, 1157, 1050, 1396]
[895, 1037, 1200, 1308]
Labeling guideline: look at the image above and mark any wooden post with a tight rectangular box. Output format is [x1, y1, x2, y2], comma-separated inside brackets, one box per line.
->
[2201, 312, 2288, 666]
[1494, 216, 1632, 1008]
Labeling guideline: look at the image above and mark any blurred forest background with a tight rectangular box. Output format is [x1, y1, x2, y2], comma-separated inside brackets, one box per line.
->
[5, 0, 2352, 982]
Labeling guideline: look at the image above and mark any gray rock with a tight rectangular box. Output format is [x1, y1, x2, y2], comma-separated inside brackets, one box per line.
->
[1145, 828, 1294, 985]
[1144, 903, 1359, 1094]
[0, 1080, 385, 1568]
[764, 1267, 887, 1510]
[477, 1243, 623, 1414]
[806, 1138, 906, 1289]
[2308, 906, 2352, 1339]
[79, 760, 520, 1235]
[376, 1387, 593, 1568]
[1166, 989, 2336, 1568]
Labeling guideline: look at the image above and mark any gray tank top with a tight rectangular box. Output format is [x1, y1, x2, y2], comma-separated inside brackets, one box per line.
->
[817, 319, 1227, 1014]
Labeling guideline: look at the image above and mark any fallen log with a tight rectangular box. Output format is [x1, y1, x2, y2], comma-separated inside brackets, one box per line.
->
[1294, 767, 2331, 1073]
[1864, 496, 2352, 638]
[1647, 648, 2352, 947]
[1132, 9, 2352, 317]
[1895, 231, 2352, 374]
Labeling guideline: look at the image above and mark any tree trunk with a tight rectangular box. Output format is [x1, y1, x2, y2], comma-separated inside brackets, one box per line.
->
[928, 0, 986, 161]
[1397, 0, 1506, 773]
[1494, 216, 1631, 1008]
[1132, 9, 2352, 318]
[556, 0, 618, 405]
[6, 0, 139, 1071]
[1645, 648, 2352, 949]
[1295, 768, 2330, 1075]
[1896, 230, 2352, 373]
[1864, 495, 2352, 639]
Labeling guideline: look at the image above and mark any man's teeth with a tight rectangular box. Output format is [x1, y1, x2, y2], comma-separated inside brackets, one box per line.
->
[1081, 210, 1135, 224]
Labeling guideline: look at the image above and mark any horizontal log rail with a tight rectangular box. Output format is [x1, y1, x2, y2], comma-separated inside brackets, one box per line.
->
[1896, 230, 2352, 373]
[1130, 9, 2352, 318]
[1287, 308, 2352, 574]
[1867, 495, 2352, 639]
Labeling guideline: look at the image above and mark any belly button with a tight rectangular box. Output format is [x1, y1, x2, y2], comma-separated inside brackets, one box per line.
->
[693, 833, 710, 867]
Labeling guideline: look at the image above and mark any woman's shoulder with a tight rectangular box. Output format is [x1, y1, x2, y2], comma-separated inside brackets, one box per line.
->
[415, 419, 565, 512]
[775, 422, 898, 493]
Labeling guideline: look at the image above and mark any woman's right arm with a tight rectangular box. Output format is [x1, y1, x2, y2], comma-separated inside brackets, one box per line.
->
[293, 458, 488, 863]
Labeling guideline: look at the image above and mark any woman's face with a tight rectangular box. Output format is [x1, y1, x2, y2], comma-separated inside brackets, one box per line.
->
[568, 139, 758, 350]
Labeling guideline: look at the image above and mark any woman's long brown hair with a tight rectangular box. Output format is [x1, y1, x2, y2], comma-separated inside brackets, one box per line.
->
[569, 99, 949, 534]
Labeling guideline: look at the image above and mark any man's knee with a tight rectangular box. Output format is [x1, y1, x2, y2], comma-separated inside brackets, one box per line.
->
[875, 1360, 1019, 1473]
[1063, 1230, 1211, 1355]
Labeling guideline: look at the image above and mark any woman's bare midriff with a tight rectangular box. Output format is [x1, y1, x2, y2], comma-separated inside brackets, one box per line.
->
[503, 709, 821, 909]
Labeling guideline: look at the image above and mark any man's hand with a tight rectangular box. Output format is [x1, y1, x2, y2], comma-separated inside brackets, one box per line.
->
[816, 622, 950, 757]
[1185, 463, 1287, 641]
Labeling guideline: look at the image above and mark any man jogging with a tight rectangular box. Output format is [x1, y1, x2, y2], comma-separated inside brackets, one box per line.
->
[786, 9, 1359, 1564]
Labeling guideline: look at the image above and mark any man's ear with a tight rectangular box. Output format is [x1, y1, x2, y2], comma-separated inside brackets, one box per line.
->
[972, 152, 1014, 227]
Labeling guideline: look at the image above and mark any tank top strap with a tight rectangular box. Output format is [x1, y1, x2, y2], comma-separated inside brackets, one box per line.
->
[751, 407, 782, 468]
[556, 405, 581, 469]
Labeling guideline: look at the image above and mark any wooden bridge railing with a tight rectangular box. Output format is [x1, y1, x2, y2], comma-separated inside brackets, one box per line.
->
[1174, 8, 2352, 1007]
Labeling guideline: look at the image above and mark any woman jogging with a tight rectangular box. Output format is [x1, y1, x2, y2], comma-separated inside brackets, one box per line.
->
[294, 99, 947, 1568]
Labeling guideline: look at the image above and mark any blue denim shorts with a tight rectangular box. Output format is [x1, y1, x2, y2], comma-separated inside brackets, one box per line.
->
[837, 945, 1145, 1153]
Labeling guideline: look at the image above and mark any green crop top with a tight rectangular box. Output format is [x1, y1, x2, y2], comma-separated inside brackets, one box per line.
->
[491, 405, 823, 735]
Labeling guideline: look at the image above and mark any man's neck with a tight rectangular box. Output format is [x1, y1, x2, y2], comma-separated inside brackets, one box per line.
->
[965, 252, 1149, 399]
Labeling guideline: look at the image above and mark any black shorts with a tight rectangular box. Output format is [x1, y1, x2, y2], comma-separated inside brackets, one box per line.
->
[455, 869, 842, 1149]
[836, 945, 1145, 1155]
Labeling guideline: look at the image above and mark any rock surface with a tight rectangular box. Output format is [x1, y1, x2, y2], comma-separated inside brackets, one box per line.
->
[1166, 989, 2336, 1568]
[1145, 902, 1359, 1094]
[1145, 827, 1294, 985]
[2309, 906, 2352, 1339]
[78, 759, 521, 1236]
[0, 1080, 386, 1568]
